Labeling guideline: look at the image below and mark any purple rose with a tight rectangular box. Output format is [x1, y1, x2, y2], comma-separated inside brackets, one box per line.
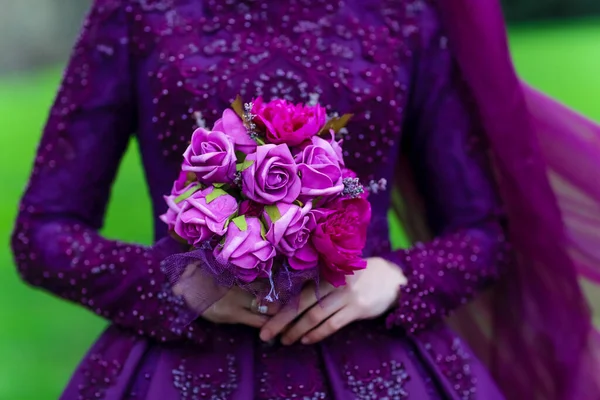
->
[171, 170, 198, 197]
[295, 136, 344, 201]
[160, 171, 201, 231]
[213, 109, 257, 155]
[263, 202, 318, 271]
[288, 243, 320, 271]
[182, 128, 236, 184]
[327, 130, 345, 166]
[252, 97, 326, 146]
[241, 144, 301, 204]
[168, 187, 238, 246]
[159, 194, 181, 231]
[214, 217, 276, 282]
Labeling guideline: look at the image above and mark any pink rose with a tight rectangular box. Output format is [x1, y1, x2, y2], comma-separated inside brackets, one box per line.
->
[214, 217, 276, 282]
[295, 136, 344, 201]
[263, 202, 318, 271]
[252, 97, 326, 146]
[182, 128, 236, 184]
[213, 109, 257, 154]
[241, 144, 301, 204]
[311, 197, 372, 286]
[167, 187, 238, 246]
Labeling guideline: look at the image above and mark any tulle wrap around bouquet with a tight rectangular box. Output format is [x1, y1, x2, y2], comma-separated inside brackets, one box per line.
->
[160, 96, 383, 311]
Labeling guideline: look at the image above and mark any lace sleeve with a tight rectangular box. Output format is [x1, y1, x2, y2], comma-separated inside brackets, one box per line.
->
[383, 4, 511, 335]
[10, 0, 204, 344]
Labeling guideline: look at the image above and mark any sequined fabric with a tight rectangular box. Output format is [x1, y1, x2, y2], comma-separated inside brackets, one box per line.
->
[11, 0, 508, 398]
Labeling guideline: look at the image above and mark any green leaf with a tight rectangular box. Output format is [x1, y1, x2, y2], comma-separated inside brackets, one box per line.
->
[235, 151, 247, 163]
[318, 113, 354, 136]
[213, 182, 231, 189]
[254, 137, 266, 145]
[224, 211, 238, 229]
[264, 205, 281, 222]
[169, 231, 188, 245]
[260, 219, 267, 239]
[236, 159, 255, 172]
[293, 199, 304, 207]
[184, 172, 197, 185]
[232, 215, 248, 231]
[231, 95, 245, 119]
[205, 187, 228, 204]
[174, 184, 202, 204]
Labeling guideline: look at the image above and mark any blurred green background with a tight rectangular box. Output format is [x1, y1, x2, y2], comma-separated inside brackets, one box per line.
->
[1, 4, 600, 400]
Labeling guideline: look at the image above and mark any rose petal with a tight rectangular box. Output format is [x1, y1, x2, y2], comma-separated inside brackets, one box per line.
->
[288, 243, 319, 271]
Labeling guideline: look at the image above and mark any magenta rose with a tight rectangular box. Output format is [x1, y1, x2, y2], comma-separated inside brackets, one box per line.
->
[341, 168, 357, 180]
[169, 187, 238, 246]
[241, 144, 301, 204]
[238, 200, 264, 217]
[295, 136, 344, 201]
[252, 97, 326, 146]
[182, 128, 236, 184]
[214, 217, 276, 282]
[263, 202, 319, 271]
[213, 109, 257, 154]
[311, 197, 372, 286]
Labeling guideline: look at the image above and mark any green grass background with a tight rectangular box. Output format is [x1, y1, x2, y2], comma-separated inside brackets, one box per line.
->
[1, 22, 599, 398]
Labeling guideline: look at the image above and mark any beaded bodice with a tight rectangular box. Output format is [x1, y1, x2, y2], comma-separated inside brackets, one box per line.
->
[139, 0, 415, 162]
[110, 0, 424, 245]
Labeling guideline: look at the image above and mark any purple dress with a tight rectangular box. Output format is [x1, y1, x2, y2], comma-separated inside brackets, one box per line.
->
[11, 0, 511, 398]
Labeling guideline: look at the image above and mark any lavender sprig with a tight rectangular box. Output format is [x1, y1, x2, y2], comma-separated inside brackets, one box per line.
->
[307, 92, 320, 106]
[367, 178, 387, 194]
[342, 177, 365, 199]
[341, 177, 388, 199]
[243, 102, 259, 140]
[233, 171, 242, 188]
[193, 111, 207, 129]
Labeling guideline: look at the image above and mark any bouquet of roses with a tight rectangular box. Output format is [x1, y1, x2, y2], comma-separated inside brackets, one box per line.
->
[160, 96, 378, 308]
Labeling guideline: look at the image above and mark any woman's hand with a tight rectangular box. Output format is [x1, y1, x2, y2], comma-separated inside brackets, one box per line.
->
[259, 257, 407, 345]
[173, 262, 278, 328]
[201, 287, 279, 328]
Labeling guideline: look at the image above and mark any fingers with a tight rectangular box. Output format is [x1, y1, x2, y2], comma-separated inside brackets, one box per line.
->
[229, 287, 255, 307]
[229, 288, 280, 316]
[235, 309, 270, 329]
[259, 281, 335, 342]
[300, 307, 355, 345]
[202, 288, 279, 327]
[259, 302, 308, 342]
[171, 262, 204, 297]
[249, 298, 281, 316]
[280, 289, 346, 345]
